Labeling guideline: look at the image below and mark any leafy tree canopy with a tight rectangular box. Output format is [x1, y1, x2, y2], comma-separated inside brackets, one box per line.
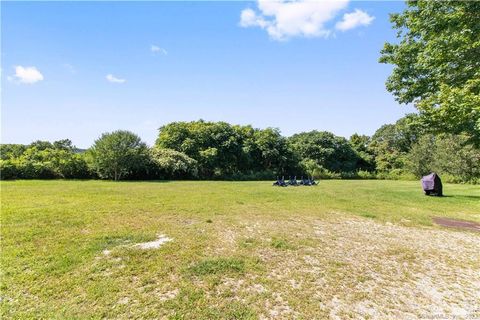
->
[380, 0, 480, 142]
[349, 134, 375, 171]
[288, 131, 358, 173]
[369, 114, 424, 172]
[407, 134, 480, 183]
[156, 120, 295, 177]
[90, 130, 148, 181]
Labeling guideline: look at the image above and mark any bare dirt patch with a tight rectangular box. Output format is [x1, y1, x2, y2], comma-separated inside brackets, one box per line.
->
[133, 234, 173, 249]
[208, 215, 480, 319]
[433, 217, 480, 232]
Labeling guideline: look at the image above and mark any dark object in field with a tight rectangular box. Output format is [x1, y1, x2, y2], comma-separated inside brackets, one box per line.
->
[273, 176, 287, 187]
[300, 176, 316, 186]
[421, 172, 443, 196]
[273, 176, 316, 187]
[432, 217, 480, 232]
[288, 176, 299, 186]
[299, 176, 307, 185]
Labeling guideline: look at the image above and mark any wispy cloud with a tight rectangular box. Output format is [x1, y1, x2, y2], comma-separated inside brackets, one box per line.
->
[151, 45, 168, 55]
[9, 66, 44, 84]
[106, 74, 126, 83]
[335, 9, 374, 31]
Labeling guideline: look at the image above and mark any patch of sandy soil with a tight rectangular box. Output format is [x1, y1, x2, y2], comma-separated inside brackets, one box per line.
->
[211, 216, 480, 319]
[133, 234, 173, 249]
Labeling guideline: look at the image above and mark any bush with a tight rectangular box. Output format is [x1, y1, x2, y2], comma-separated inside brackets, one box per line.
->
[407, 134, 480, 183]
[0, 160, 20, 180]
[376, 169, 416, 181]
[17, 160, 57, 179]
[56, 153, 91, 179]
[356, 170, 377, 179]
[150, 147, 198, 179]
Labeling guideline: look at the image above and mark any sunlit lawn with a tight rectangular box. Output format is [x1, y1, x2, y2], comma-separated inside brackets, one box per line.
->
[1, 180, 479, 319]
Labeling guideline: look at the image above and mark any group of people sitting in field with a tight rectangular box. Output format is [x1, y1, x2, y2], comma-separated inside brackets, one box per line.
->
[273, 176, 317, 187]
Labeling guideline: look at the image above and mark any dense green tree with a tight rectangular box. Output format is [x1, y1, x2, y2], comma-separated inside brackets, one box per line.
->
[406, 135, 436, 177]
[151, 147, 198, 179]
[89, 130, 149, 181]
[28, 140, 54, 151]
[369, 114, 424, 172]
[53, 139, 75, 151]
[407, 134, 480, 183]
[288, 131, 359, 173]
[0, 142, 90, 180]
[349, 134, 375, 171]
[0, 160, 20, 179]
[0, 144, 27, 160]
[434, 135, 480, 183]
[156, 121, 244, 177]
[380, 0, 480, 142]
[253, 128, 296, 174]
[156, 121, 294, 178]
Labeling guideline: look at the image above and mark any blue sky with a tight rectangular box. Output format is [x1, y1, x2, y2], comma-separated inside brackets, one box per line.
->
[2, 1, 414, 148]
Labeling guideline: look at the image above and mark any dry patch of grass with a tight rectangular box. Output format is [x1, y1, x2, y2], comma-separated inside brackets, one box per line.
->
[1, 180, 479, 318]
[205, 215, 480, 319]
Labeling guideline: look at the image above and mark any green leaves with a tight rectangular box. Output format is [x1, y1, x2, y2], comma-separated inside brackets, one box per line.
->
[288, 131, 359, 173]
[407, 134, 480, 183]
[155, 121, 295, 178]
[0, 141, 90, 180]
[380, 1, 480, 141]
[90, 130, 149, 181]
[150, 147, 198, 179]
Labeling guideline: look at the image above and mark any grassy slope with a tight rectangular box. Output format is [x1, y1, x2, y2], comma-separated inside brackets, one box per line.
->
[1, 180, 479, 318]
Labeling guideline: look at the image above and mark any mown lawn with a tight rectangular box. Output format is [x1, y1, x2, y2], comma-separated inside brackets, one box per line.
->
[1, 180, 479, 319]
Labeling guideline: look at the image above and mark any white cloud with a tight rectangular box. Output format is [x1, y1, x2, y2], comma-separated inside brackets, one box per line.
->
[240, 8, 269, 28]
[10, 66, 44, 84]
[151, 45, 168, 55]
[239, 0, 349, 40]
[335, 9, 374, 31]
[106, 74, 126, 83]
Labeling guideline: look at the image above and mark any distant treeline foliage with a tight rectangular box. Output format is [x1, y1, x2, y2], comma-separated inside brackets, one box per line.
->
[1, 119, 479, 183]
[3, 2, 478, 183]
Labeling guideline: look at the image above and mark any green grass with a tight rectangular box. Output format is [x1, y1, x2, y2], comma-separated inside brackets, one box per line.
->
[189, 258, 245, 276]
[270, 238, 291, 250]
[1, 180, 479, 319]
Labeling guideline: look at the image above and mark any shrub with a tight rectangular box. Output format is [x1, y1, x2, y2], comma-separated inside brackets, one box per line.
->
[0, 160, 20, 180]
[406, 134, 480, 183]
[356, 170, 377, 179]
[377, 169, 416, 181]
[150, 147, 198, 179]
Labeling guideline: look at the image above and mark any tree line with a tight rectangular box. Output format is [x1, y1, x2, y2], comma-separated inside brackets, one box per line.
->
[1, 117, 479, 183]
[1, 1, 478, 183]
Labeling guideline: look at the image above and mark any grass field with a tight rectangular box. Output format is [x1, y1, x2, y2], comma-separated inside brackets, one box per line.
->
[1, 180, 479, 319]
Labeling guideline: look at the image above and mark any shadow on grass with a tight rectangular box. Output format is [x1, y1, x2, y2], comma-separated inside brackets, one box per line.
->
[439, 195, 480, 200]
[115, 180, 172, 183]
